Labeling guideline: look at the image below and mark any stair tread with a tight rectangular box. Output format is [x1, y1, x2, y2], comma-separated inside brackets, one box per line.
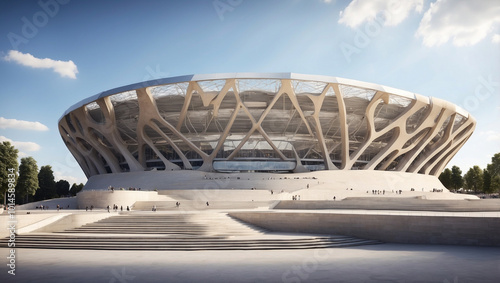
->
[2, 212, 381, 250]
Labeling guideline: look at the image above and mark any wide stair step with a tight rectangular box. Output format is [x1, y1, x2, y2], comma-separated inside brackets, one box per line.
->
[2, 212, 381, 250]
[3, 234, 381, 250]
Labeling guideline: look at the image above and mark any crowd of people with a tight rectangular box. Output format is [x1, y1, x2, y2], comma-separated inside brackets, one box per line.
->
[35, 204, 71, 210]
[108, 186, 142, 191]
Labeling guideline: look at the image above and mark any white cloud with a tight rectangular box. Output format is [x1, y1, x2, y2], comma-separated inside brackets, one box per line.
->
[53, 172, 82, 184]
[416, 0, 500, 46]
[3, 50, 78, 79]
[493, 34, 500, 43]
[0, 136, 41, 155]
[0, 117, 49, 131]
[338, 0, 423, 28]
[482, 131, 500, 142]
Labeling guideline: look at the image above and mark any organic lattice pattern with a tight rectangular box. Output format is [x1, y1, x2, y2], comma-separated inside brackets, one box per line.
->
[59, 74, 475, 178]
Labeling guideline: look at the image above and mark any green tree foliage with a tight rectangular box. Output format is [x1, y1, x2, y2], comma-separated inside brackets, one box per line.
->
[0, 141, 19, 204]
[488, 153, 500, 176]
[483, 169, 492, 193]
[35, 165, 57, 201]
[56, 179, 70, 197]
[69, 183, 84, 196]
[451, 166, 463, 191]
[490, 175, 500, 194]
[15, 157, 39, 204]
[486, 153, 500, 193]
[463, 165, 483, 193]
[439, 168, 453, 190]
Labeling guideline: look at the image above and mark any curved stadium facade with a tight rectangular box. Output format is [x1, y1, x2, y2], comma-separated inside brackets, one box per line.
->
[59, 73, 475, 190]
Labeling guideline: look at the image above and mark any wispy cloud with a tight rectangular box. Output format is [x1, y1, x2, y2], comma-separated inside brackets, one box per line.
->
[416, 0, 500, 46]
[338, 0, 423, 28]
[54, 171, 82, 184]
[3, 50, 78, 79]
[482, 131, 500, 142]
[493, 34, 500, 44]
[339, 0, 500, 47]
[0, 117, 49, 131]
[0, 136, 41, 156]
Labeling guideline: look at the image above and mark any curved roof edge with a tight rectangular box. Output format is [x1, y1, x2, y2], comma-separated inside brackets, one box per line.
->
[59, 72, 470, 121]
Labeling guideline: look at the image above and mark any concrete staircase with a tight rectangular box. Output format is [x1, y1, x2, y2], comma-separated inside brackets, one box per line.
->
[3, 212, 381, 250]
[58, 213, 210, 235]
[7, 234, 380, 250]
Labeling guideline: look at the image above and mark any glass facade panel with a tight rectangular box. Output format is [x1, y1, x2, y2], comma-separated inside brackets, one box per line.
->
[198, 80, 226, 93]
[237, 79, 281, 93]
[292, 80, 327, 95]
[150, 83, 189, 98]
[85, 102, 105, 124]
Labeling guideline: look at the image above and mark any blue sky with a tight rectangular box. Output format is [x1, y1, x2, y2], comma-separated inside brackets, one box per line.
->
[0, 0, 499, 184]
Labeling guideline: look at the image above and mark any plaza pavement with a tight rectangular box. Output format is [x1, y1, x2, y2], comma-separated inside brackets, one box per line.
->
[2, 191, 499, 282]
[2, 243, 500, 282]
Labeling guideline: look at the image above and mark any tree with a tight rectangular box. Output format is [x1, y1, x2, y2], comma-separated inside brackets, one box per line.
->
[483, 169, 492, 193]
[35, 165, 57, 201]
[439, 168, 453, 190]
[451, 166, 463, 191]
[490, 174, 500, 194]
[16, 157, 39, 204]
[488, 153, 500, 176]
[69, 183, 84, 196]
[0, 141, 19, 204]
[56, 179, 70, 197]
[463, 165, 483, 193]
[486, 153, 500, 193]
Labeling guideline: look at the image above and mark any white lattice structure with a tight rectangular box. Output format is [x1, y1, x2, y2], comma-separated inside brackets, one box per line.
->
[59, 73, 475, 181]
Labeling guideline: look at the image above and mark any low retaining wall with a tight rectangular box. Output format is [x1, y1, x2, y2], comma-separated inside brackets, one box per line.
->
[16, 197, 78, 210]
[77, 190, 166, 209]
[229, 211, 500, 246]
[0, 213, 60, 238]
[275, 198, 500, 212]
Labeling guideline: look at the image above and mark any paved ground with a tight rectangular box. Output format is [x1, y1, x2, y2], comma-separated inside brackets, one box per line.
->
[2, 243, 500, 282]
[3, 196, 499, 282]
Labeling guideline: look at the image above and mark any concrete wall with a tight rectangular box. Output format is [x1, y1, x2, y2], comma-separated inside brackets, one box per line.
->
[76, 190, 169, 209]
[16, 197, 78, 210]
[229, 211, 500, 247]
[0, 213, 60, 238]
[275, 198, 496, 211]
[83, 170, 450, 196]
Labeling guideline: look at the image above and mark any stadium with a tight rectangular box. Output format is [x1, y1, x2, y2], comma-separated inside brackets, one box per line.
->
[6, 73, 498, 260]
[58, 73, 475, 196]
